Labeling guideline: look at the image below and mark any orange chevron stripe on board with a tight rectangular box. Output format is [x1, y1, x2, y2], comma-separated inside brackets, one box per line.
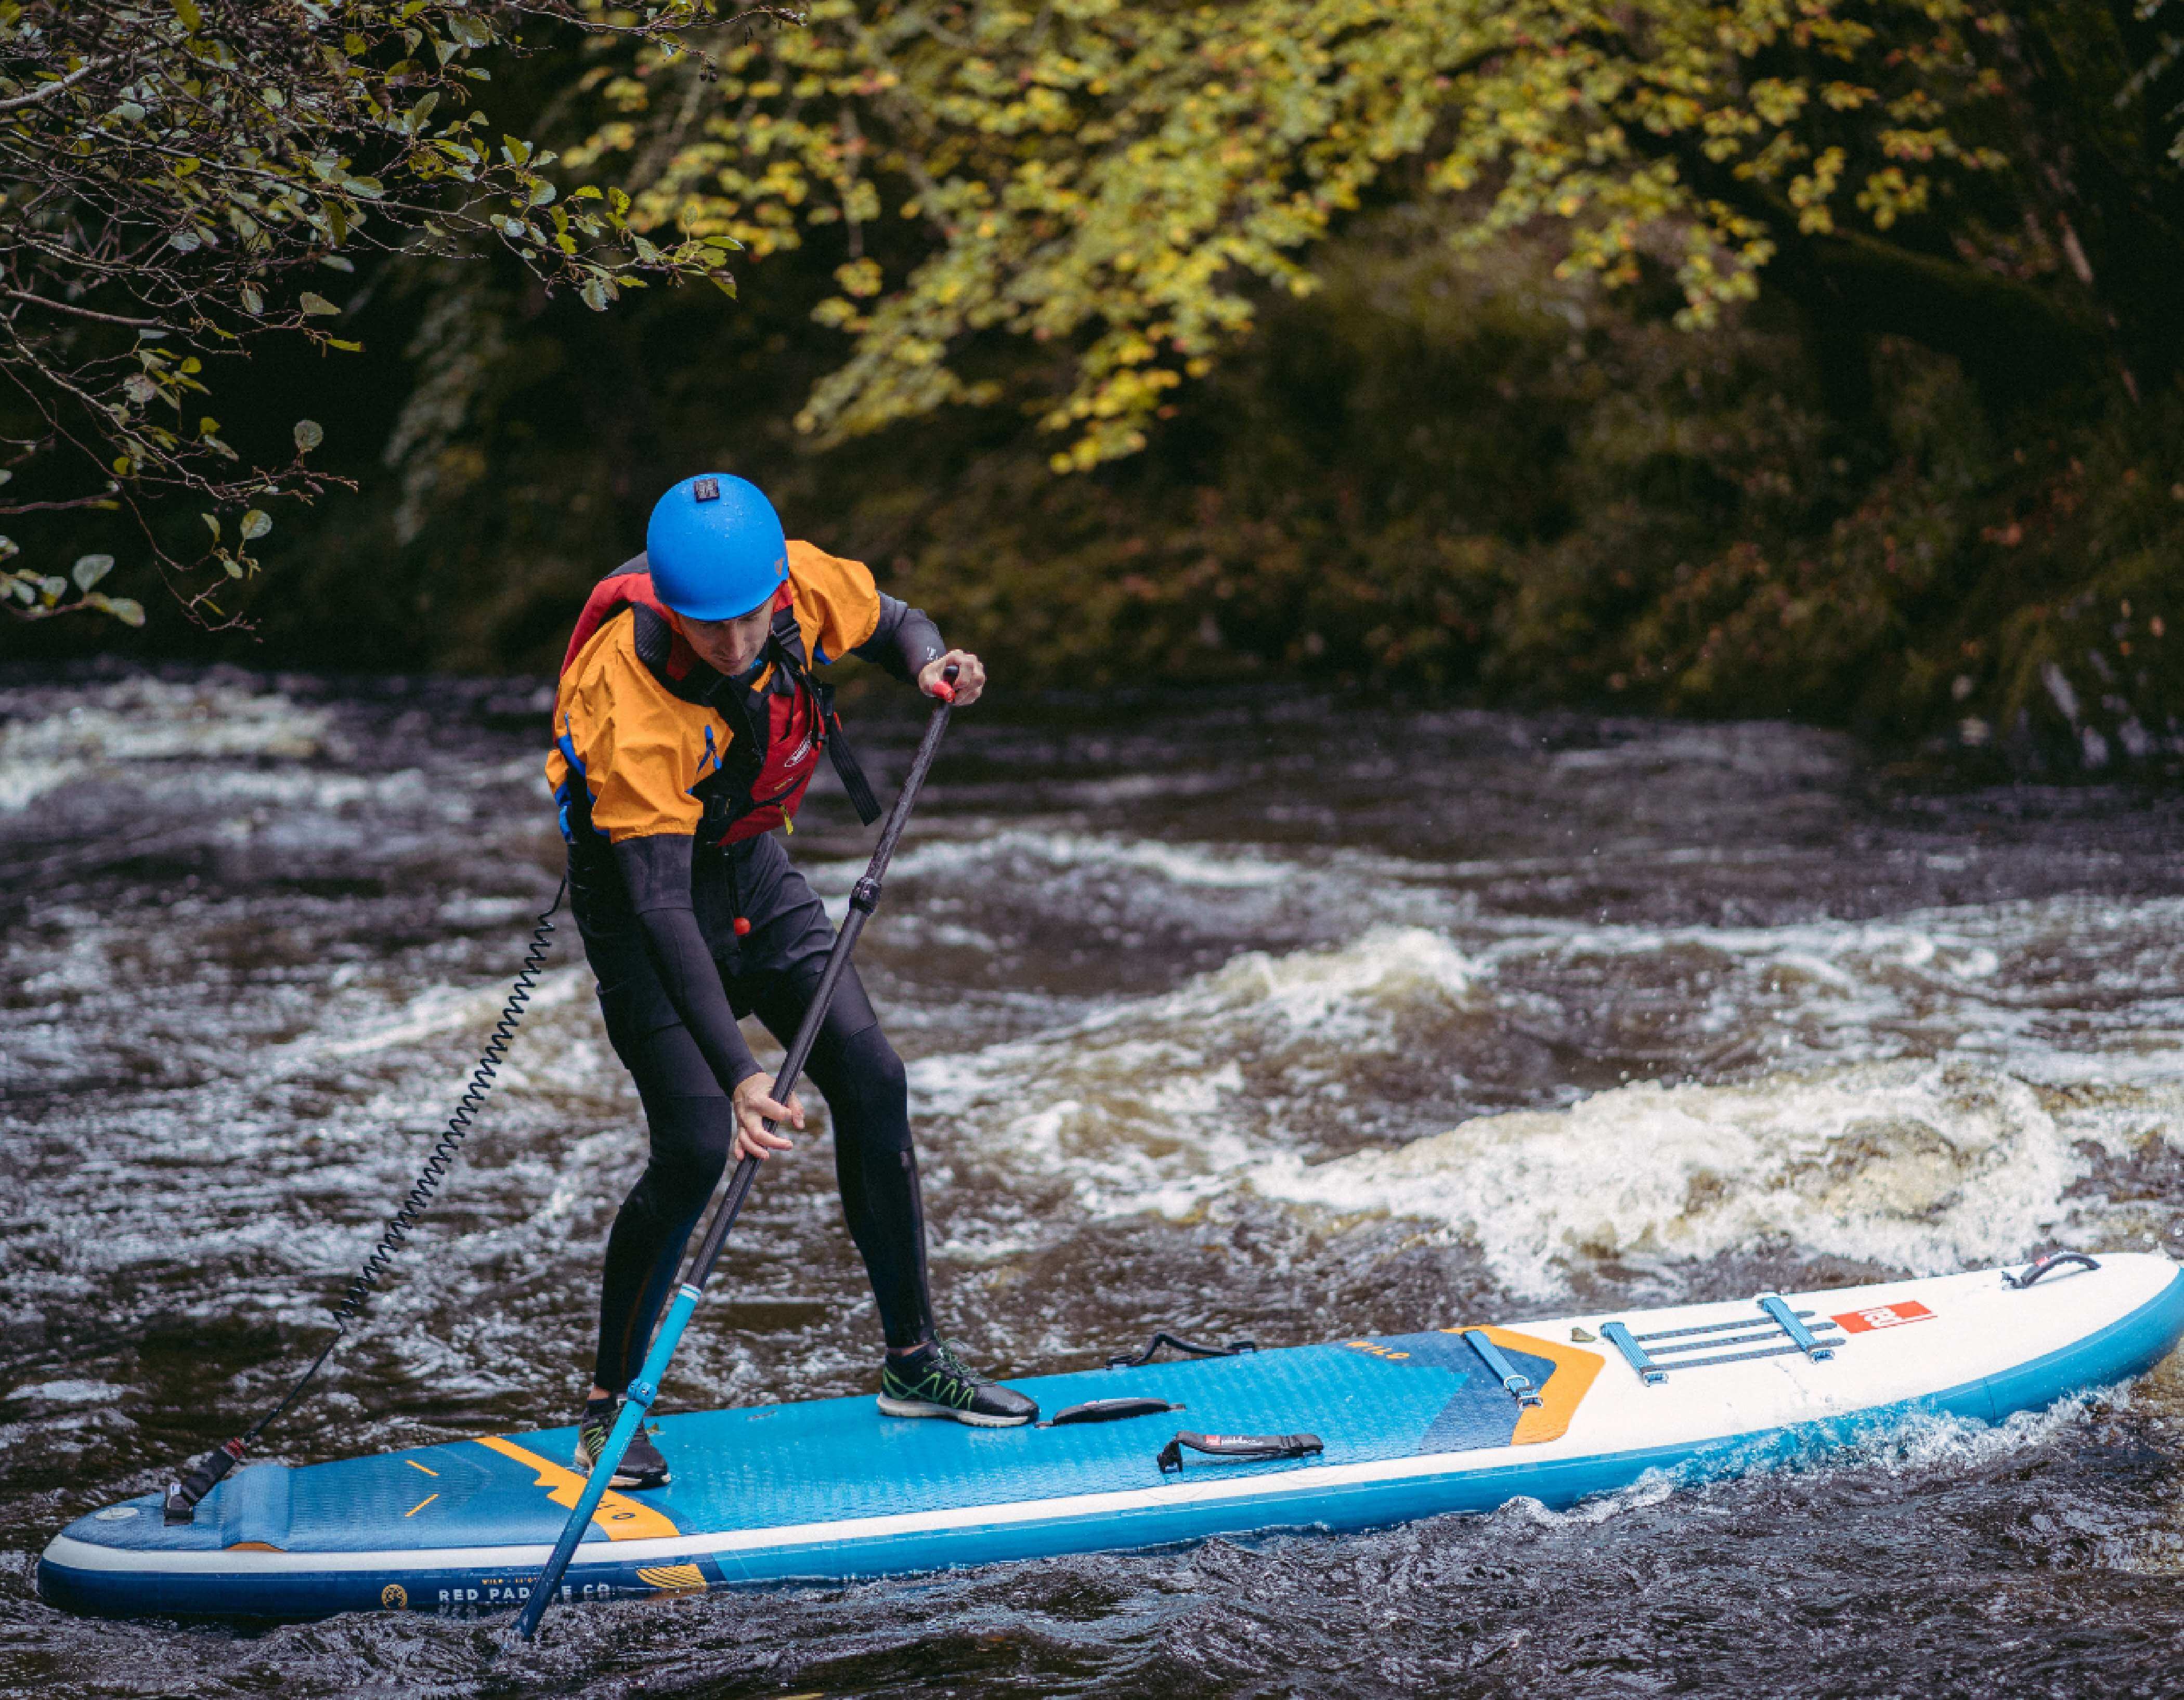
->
[471, 1434, 680, 1540]
[1440, 1326, 1605, 1446]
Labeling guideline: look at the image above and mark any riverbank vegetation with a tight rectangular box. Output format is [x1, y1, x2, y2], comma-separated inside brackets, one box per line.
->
[8, 0, 2181, 766]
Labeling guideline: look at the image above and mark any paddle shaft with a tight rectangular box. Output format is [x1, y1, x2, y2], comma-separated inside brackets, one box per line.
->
[509, 674, 957, 1645]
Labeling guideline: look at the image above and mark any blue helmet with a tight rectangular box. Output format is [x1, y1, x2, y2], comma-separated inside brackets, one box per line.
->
[644, 474, 788, 621]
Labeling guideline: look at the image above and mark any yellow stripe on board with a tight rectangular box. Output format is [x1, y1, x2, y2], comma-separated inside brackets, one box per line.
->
[405, 1493, 439, 1517]
[404, 1459, 439, 1476]
[470, 1434, 680, 1541]
[635, 1562, 707, 1591]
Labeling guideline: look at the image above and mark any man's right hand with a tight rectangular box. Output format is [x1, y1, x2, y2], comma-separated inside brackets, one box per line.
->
[731, 1073, 803, 1162]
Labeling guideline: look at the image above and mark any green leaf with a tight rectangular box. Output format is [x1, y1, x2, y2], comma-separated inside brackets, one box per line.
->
[240, 509, 272, 541]
[223, 558, 244, 579]
[711, 272, 739, 299]
[72, 554, 114, 591]
[173, 0, 202, 30]
[241, 283, 264, 315]
[579, 276, 612, 312]
[38, 576, 67, 605]
[325, 337, 363, 352]
[202, 512, 221, 541]
[293, 419, 323, 452]
[90, 594, 146, 628]
[298, 291, 341, 316]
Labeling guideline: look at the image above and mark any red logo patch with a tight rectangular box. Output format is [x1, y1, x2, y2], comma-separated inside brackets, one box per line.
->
[1829, 1300, 1935, 1333]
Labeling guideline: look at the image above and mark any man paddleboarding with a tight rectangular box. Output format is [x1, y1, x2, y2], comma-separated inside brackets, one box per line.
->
[544, 472, 1037, 1490]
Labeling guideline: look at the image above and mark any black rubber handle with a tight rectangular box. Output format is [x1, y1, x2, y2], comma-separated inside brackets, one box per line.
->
[1156, 1430, 1322, 1472]
[1041, 1396, 1181, 1428]
[2004, 1251, 2101, 1289]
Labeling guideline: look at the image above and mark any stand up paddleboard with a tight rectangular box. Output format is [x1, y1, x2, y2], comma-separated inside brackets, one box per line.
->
[40, 1252, 2184, 1621]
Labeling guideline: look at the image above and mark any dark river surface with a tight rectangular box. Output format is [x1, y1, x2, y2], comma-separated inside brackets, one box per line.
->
[5, 665, 2184, 1698]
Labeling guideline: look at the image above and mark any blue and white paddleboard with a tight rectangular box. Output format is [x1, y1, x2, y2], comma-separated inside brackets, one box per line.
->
[40, 1252, 2184, 1621]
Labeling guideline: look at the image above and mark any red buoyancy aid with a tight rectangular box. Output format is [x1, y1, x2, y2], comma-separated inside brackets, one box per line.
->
[726, 671, 824, 843]
[561, 561, 876, 846]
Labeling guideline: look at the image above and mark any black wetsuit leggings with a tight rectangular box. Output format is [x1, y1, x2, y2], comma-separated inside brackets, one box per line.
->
[573, 835, 933, 1394]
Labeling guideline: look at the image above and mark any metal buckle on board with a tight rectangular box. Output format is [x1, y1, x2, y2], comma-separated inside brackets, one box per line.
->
[1460, 1328, 1545, 1407]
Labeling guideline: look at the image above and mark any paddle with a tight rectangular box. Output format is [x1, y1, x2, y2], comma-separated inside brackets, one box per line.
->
[506, 664, 961, 1646]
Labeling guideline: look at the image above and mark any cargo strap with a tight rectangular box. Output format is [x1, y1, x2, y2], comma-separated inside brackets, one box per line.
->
[1157, 1430, 1323, 1472]
[1601, 1299, 1848, 1387]
[1460, 1328, 1544, 1407]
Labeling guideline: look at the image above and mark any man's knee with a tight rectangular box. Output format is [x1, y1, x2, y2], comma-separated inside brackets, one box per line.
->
[643, 1092, 735, 1199]
[824, 1024, 910, 1144]
[848, 1023, 907, 1096]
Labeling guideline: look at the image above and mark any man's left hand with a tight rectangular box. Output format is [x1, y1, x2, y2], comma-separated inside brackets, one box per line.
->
[919, 649, 985, 707]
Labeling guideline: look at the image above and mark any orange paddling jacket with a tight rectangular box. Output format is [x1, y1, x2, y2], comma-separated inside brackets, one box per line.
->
[546, 542, 941, 851]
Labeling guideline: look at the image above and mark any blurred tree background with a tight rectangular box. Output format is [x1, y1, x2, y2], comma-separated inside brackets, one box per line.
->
[12, 0, 2184, 769]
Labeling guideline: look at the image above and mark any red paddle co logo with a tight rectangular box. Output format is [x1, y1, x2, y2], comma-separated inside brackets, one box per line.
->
[1828, 1300, 1935, 1333]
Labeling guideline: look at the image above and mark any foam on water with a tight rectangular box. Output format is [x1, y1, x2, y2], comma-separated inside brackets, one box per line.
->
[306, 966, 591, 1059]
[908, 900, 2184, 1289]
[1251, 1060, 2181, 1295]
[806, 827, 1301, 893]
[909, 925, 1483, 1214]
[0, 676, 334, 809]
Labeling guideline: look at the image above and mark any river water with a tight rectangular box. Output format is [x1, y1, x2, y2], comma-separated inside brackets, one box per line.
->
[4, 665, 2183, 1698]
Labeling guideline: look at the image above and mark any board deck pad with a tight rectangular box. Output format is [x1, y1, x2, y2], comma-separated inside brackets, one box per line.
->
[40, 1254, 2184, 1621]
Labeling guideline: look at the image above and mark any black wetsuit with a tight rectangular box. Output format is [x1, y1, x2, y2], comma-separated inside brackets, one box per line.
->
[570, 596, 946, 1394]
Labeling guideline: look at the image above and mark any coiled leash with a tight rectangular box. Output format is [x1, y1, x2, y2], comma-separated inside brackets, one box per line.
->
[162, 879, 567, 1524]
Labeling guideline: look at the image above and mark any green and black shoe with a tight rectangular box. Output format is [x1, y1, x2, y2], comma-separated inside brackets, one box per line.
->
[574, 1397, 672, 1490]
[878, 1338, 1038, 1428]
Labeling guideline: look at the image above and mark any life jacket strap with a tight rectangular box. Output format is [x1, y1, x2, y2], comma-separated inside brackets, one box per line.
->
[823, 710, 882, 826]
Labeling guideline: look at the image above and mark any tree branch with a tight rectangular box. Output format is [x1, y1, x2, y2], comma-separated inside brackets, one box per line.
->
[2, 287, 168, 330]
[0, 57, 109, 114]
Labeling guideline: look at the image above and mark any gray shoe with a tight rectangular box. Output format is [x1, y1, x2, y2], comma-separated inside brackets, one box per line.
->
[878, 1337, 1039, 1428]
[574, 1402, 671, 1489]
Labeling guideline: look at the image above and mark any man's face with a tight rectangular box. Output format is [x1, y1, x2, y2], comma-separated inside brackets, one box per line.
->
[675, 598, 775, 676]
